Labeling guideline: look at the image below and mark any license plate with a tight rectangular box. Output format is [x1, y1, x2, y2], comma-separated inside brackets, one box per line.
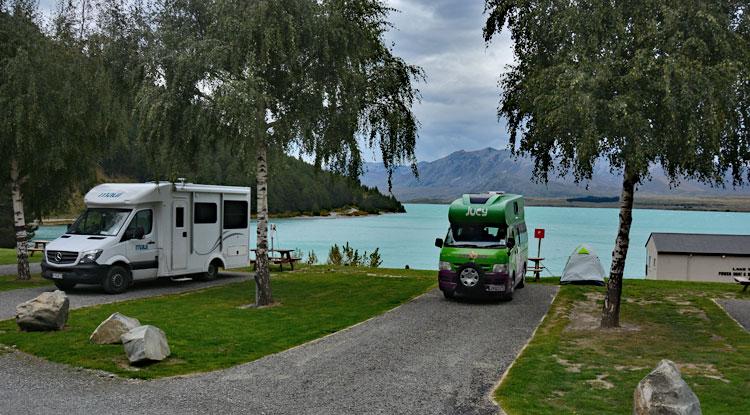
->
[52, 272, 63, 280]
[486, 284, 505, 292]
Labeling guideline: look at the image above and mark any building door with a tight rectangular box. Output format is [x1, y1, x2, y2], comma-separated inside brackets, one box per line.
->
[172, 200, 188, 270]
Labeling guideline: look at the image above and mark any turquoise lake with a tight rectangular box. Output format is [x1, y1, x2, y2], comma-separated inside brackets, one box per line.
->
[34, 204, 750, 278]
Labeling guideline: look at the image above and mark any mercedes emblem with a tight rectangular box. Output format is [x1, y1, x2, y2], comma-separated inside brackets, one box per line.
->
[55, 252, 63, 262]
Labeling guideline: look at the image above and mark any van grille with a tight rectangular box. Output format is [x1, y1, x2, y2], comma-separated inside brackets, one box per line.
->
[46, 251, 78, 265]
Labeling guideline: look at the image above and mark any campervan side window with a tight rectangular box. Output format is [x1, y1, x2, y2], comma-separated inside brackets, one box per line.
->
[175, 207, 184, 228]
[223, 201, 248, 229]
[194, 203, 217, 224]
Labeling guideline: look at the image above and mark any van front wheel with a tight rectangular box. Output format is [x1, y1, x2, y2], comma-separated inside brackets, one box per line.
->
[517, 274, 525, 289]
[54, 281, 76, 291]
[502, 274, 515, 301]
[102, 265, 130, 294]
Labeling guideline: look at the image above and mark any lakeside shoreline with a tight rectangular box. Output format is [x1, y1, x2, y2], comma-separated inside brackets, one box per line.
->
[39, 197, 750, 226]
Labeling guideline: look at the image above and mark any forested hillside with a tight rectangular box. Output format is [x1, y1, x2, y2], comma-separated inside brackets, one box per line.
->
[0, 147, 402, 248]
[100, 139, 403, 216]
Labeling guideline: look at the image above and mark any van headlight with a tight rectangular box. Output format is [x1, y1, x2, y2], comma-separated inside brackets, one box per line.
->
[492, 264, 508, 273]
[439, 261, 452, 271]
[79, 249, 103, 264]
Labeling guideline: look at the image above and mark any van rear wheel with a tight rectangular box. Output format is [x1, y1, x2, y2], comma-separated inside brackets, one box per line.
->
[196, 261, 220, 281]
[102, 265, 129, 294]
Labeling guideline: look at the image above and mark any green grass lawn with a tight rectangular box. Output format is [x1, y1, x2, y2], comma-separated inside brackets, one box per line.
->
[0, 266, 435, 379]
[0, 248, 43, 265]
[0, 273, 51, 292]
[495, 279, 750, 414]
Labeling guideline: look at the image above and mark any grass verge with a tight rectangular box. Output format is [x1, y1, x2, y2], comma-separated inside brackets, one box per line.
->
[0, 248, 43, 266]
[0, 274, 51, 292]
[0, 266, 435, 379]
[496, 279, 750, 414]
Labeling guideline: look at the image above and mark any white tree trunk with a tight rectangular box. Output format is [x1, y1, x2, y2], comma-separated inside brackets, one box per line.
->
[10, 159, 30, 280]
[601, 167, 637, 328]
[254, 138, 273, 305]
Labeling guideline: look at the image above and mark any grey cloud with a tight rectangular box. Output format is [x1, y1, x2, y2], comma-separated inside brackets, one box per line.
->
[385, 0, 514, 162]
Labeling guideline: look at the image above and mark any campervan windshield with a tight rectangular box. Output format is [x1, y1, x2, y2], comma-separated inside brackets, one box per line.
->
[445, 224, 507, 248]
[68, 208, 132, 236]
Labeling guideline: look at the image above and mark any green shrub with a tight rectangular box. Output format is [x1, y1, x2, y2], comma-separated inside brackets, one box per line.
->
[368, 248, 383, 268]
[327, 242, 382, 268]
[342, 242, 362, 266]
[327, 244, 342, 265]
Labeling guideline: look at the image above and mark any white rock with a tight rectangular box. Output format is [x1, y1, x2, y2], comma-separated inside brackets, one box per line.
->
[90, 313, 141, 344]
[634, 359, 702, 415]
[15, 290, 69, 331]
[121, 325, 170, 363]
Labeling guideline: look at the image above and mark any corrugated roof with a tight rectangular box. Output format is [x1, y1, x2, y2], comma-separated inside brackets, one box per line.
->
[647, 233, 750, 256]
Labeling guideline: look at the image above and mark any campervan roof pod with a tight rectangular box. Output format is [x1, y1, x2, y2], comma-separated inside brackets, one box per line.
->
[448, 192, 524, 225]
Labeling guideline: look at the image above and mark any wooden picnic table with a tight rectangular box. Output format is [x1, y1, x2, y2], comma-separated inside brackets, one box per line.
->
[527, 256, 545, 281]
[251, 248, 301, 271]
[735, 276, 750, 292]
[28, 240, 50, 257]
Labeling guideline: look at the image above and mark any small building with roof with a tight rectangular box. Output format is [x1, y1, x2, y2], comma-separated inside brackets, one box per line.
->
[645, 233, 750, 283]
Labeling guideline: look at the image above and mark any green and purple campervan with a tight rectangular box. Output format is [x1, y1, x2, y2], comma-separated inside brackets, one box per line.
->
[434, 192, 528, 300]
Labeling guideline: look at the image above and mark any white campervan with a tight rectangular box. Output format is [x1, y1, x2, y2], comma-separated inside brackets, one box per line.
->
[41, 181, 251, 293]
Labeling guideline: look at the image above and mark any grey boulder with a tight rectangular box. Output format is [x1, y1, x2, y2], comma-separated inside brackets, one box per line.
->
[90, 313, 141, 344]
[121, 325, 170, 363]
[15, 290, 69, 331]
[634, 359, 701, 415]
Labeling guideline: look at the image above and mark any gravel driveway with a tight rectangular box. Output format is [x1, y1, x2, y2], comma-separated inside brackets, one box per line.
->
[0, 272, 251, 320]
[0, 284, 558, 415]
[0, 262, 42, 276]
[718, 299, 750, 331]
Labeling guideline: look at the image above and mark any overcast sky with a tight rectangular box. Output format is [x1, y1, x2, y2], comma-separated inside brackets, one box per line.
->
[37, 0, 514, 163]
[384, 0, 514, 162]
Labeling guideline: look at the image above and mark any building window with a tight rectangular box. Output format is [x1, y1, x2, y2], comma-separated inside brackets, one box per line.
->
[223, 201, 248, 229]
[194, 203, 217, 224]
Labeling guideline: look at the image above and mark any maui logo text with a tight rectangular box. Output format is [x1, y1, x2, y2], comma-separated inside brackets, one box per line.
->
[98, 192, 124, 198]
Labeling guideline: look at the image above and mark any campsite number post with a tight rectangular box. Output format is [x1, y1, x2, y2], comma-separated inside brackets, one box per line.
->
[534, 228, 545, 258]
[530, 228, 545, 281]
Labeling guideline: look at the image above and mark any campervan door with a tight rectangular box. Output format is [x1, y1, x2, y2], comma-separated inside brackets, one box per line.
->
[505, 197, 528, 279]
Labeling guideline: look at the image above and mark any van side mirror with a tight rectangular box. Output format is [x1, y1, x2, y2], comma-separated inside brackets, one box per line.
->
[435, 238, 443, 248]
[66, 224, 71, 232]
[506, 237, 516, 249]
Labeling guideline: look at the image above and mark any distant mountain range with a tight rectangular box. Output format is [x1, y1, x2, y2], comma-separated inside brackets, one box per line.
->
[361, 147, 750, 203]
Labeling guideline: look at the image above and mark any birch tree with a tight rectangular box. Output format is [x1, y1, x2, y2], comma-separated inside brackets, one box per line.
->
[1, 1, 102, 279]
[139, 0, 422, 306]
[484, 0, 750, 327]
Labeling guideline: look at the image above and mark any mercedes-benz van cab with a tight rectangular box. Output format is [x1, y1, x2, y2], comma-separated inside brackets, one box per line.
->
[41, 181, 251, 294]
[434, 192, 528, 300]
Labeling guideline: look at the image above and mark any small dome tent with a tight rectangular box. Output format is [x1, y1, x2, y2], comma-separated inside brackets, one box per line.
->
[561, 244, 606, 285]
